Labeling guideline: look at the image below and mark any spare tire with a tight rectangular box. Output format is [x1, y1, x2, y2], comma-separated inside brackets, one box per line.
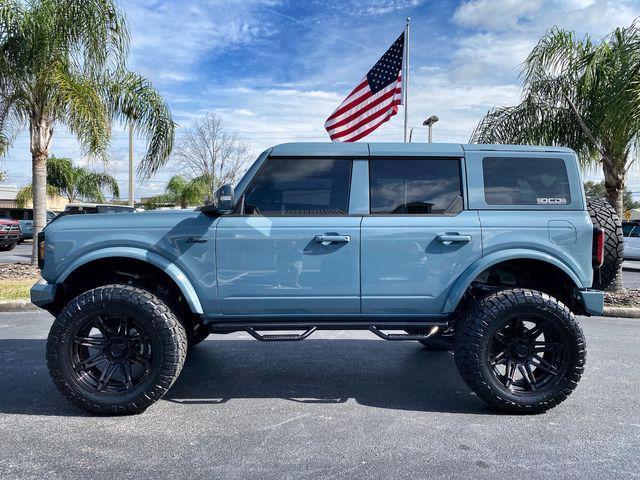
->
[587, 198, 623, 290]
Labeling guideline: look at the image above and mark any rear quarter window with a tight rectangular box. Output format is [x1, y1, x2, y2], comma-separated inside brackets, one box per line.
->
[482, 157, 571, 206]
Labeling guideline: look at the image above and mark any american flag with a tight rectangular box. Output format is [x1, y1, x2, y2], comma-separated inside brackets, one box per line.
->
[324, 32, 404, 142]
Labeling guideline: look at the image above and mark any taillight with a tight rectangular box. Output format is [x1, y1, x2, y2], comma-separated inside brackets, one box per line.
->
[592, 227, 604, 268]
[37, 232, 45, 269]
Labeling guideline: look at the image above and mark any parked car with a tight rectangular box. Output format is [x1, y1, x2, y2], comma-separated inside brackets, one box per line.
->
[63, 203, 137, 214]
[0, 218, 22, 251]
[623, 221, 640, 260]
[32, 142, 617, 415]
[0, 208, 58, 241]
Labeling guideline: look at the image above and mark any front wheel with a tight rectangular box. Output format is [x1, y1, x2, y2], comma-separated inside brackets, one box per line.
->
[0, 242, 17, 251]
[47, 285, 187, 415]
[454, 289, 586, 413]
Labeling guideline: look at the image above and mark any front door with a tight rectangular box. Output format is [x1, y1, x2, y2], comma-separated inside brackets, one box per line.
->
[361, 157, 482, 314]
[216, 157, 360, 316]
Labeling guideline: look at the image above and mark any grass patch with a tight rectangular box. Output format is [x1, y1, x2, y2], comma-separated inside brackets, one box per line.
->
[0, 278, 35, 301]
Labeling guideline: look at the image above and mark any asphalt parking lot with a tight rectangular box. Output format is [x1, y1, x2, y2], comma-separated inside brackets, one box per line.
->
[0, 240, 32, 264]
[0, 311, 638, 479]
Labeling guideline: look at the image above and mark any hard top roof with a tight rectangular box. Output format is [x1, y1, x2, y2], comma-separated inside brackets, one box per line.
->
[269, 142, 574, 157]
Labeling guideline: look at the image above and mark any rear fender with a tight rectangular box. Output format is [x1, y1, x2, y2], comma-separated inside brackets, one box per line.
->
[444, 249, 583, 313]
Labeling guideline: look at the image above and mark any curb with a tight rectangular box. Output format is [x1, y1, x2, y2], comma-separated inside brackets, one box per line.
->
[602, 306, 640, 318]
[623, 261, 640, 272]
[0, 300, 39, 312]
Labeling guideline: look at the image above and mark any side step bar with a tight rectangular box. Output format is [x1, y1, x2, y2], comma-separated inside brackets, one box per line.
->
[369, 325, 440, 341]
[245, 327, 317, 342]
[228, 325, 442, 342]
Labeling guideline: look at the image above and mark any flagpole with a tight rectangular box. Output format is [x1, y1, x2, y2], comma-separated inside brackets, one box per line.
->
[403, 17, 410, 143]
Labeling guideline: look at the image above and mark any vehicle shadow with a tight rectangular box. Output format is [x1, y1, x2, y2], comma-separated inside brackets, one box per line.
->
[166, 339, 491, 414]
[0, 338, 494, 416]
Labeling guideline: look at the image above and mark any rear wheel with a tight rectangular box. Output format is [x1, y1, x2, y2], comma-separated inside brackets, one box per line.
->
[587, 198, 623, 290]
[454, 289, 586, 413]
[47, 285, 187, 414]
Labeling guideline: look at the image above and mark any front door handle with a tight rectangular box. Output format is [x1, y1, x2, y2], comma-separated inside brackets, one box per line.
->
[314, 234, 351, 244]
[436, 234, 471, 243]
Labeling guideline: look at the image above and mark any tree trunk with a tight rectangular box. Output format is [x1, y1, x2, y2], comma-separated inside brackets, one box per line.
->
[29, 115, 53, 266]
[602, 156, 626, 291]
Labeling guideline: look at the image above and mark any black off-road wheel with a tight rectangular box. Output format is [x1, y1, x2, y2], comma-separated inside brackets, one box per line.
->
[47, 285, 187, 415]
[454, 289, 586, 414]
[587, 198, 623, 290]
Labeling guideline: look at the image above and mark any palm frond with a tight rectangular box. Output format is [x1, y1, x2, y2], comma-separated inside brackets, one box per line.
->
[50, 63, 110, 159]
[42, 0, 129, 75]
[15, 183, 59, 208]
[106, 71, 175, 179]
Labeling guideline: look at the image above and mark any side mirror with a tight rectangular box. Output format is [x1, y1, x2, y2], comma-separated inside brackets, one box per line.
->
[215, 184, 235, 211]
[201, 184, 235, 215]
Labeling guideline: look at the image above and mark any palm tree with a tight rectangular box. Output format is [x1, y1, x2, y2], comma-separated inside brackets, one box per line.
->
[471, 24, 640, 219]
[15, 156, 119, 206]
[147, 175, 208, 209]
[0, 0, 175, 264]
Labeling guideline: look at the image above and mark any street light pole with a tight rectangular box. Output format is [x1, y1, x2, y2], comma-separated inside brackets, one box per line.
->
[422, 115, 439, 143]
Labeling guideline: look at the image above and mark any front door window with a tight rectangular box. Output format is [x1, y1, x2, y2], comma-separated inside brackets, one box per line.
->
[243, 158, 351, 216]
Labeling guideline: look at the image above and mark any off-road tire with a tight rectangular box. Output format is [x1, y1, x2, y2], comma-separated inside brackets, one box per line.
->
[0, 242, 17, 251]
[47, 284, 187, 415]
[454, 289, 586, 414]
[587, 198, 623, 290]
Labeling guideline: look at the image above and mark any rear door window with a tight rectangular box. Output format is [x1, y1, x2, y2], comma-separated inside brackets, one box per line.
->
[482, 157, 571, 206]
[369, 159, 463, 215]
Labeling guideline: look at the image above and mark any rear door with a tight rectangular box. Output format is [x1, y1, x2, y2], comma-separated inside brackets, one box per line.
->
[361, 155, 482, 314]
[216, 156, 361, 316]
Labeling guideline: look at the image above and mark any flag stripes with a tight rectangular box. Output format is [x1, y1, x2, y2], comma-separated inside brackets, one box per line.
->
[324, 31, 404, 142]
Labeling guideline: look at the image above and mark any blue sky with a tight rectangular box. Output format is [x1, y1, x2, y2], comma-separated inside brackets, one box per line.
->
[2, 0, 640, 198]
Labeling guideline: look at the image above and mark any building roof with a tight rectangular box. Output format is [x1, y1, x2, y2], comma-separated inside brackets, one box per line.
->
[0, 186, 20, 201]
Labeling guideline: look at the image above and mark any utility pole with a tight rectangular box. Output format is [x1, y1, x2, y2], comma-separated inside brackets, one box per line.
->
[128, 123, 134, 207]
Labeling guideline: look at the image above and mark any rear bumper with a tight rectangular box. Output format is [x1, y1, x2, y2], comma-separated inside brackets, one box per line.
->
[577, 289, 604, 316]
[30, 278, 57, 308]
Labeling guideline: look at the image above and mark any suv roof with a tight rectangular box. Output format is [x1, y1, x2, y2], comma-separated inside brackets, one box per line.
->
[269, 142, 575, 157]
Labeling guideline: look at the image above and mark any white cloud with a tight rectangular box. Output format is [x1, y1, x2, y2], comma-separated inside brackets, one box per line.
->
[126, 0, 282, 84]
[454, 0, 543, 31]
[358, 0, 425, 16]
[453, 0, 639, 37]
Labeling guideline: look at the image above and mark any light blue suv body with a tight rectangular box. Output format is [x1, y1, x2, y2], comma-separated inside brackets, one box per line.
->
[32, 142, 603, 320]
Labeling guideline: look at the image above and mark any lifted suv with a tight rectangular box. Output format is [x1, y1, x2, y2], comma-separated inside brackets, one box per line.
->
[33, 143, 610, 415]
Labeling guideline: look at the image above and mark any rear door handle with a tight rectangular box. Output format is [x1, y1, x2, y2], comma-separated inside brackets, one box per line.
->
[314, 234, 351, 244]
[436, 234, 471, 243]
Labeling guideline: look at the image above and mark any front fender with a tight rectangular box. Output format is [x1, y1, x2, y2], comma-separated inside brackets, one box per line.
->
[57, 247, 204, 315]
[443, 249, 584, 313]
